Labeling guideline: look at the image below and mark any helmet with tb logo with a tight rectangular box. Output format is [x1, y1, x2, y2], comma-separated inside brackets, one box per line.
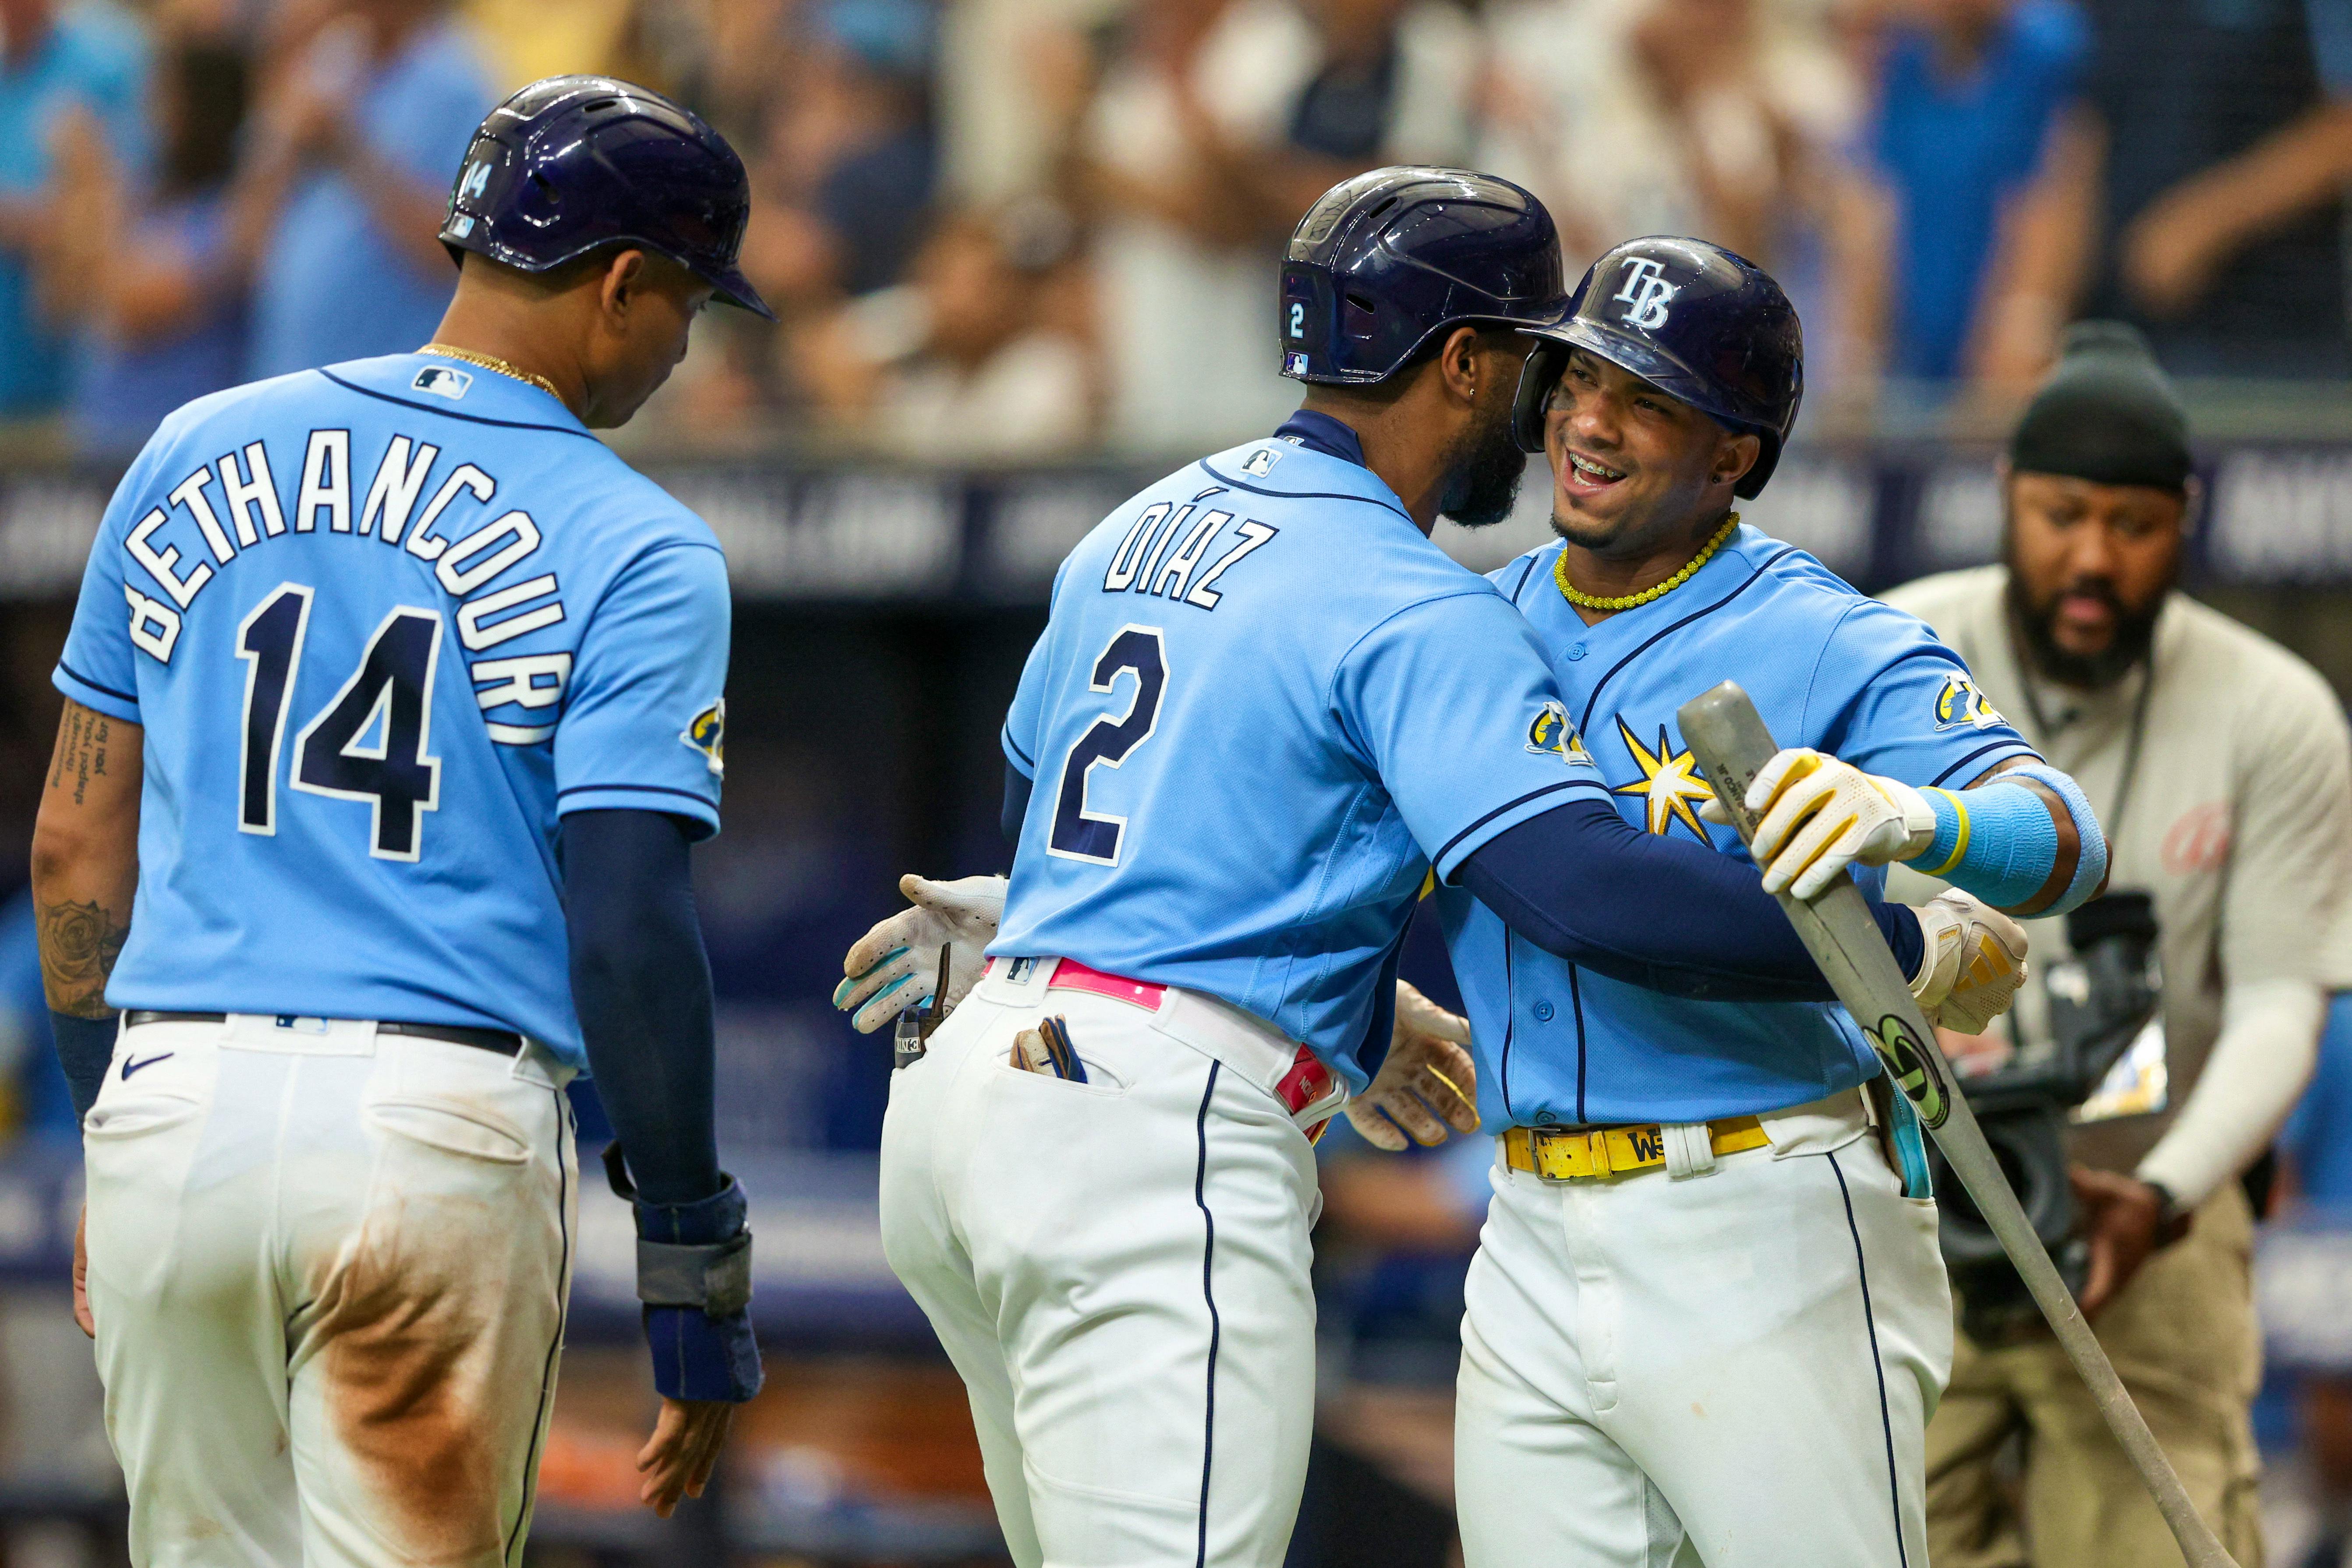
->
[1280, 167, 1567, 384]
[439, 75, 775, 321]
[1511, 236, 1803, 498]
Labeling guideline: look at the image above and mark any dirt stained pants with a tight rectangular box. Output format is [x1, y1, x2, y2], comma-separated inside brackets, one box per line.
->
[83, 1012, 576, 1568]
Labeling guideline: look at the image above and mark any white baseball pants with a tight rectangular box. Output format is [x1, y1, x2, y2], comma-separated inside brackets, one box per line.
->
[1455, 1092, 1952, 1568]
[81, 1013, 577, 1568]
[880, 959, 1325, 1568]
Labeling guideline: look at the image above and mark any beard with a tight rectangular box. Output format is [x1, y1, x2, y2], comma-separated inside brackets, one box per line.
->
[2004, 552, 2172, 690]
[1436, 400, 1530, 529]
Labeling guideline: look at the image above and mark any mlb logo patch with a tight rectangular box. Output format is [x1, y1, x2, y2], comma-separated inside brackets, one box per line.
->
[1241, 447, 1283, 477]
[413, 365, 472, 400]
[1284, 351, 1310, 377]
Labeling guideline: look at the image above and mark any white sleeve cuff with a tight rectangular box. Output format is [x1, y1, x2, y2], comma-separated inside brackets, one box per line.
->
[2133, 977, 2325, 1207]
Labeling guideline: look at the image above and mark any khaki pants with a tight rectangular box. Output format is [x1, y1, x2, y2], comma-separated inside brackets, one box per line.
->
[1925, 1182, 2264, 1568]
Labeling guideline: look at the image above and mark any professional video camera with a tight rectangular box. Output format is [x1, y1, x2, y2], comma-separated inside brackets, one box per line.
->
[1928, 892, 2164, 1344]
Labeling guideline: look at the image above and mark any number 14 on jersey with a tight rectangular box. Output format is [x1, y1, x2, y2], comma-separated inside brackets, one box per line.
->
[236, 582, 443, 862]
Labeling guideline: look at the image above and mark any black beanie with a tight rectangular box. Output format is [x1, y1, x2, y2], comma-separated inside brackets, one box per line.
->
[2009, 321, 2193, 493]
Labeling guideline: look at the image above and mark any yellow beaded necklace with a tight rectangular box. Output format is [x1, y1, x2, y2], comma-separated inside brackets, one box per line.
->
[419, 342, 565, 404]
[1554, 513, 1740, 612]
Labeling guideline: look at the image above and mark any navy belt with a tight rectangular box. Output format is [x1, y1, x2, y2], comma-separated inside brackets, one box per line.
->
[122, 1011, 524, 1058]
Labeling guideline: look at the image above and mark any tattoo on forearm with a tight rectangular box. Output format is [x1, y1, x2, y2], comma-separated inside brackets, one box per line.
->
[39, 897, 128, 1018]
[46, 707, 110, 807]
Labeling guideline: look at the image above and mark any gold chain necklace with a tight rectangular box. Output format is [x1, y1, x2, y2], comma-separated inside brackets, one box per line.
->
[1555, 513, 1740, 612]
[418, 342, 564, 404]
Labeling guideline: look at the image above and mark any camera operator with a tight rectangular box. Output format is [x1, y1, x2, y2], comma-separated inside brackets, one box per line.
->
[1883, 320, 2352, 1568]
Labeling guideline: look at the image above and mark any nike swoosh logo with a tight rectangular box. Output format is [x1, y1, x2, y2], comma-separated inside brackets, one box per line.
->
[119, 1052, 174, 1080]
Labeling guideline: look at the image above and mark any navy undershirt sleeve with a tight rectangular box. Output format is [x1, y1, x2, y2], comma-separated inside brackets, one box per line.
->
[1003, 761, 1033, 846]
[561, 808, 723, 1208]
[53, 1012, 115, 1121]
[1458, 796, 1924, 1002]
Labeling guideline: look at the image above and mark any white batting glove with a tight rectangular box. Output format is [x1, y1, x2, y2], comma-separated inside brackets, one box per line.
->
[1909, 889, 2029, 1035]
[1703, 747, 1938, 900]
[833, 874, 1007, 1034]
[1345, 980, 1481, 1151]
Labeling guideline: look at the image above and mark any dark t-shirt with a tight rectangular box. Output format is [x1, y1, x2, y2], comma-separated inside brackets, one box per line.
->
[2085, 0, 2350, 374]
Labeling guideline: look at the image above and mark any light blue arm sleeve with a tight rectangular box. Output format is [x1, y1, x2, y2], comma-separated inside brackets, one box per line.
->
[553, 541, 732, 839]
[1332, 590, 1611, 881]
[1915, 763, 2108, 915]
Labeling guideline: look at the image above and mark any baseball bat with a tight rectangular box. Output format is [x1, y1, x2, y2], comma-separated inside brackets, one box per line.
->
[1676, 680, 2236, 1568]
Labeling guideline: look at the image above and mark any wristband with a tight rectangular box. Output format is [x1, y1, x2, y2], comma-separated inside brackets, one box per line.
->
[633, 1177, 754, 1311]
[2004, 761, 2108, 914]
[52, 1012, 118, 1122]
[645, 1303, 764, 1402]
[2140, 1178, 2194, 1250]
[1913, 778, 2060, 909]
[631, 1175, 764, 1402]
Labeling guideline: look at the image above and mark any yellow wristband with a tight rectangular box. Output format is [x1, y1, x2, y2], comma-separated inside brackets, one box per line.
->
[1920, 788, 1971, 879]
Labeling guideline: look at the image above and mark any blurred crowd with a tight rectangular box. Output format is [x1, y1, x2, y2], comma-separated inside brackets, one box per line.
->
[0, 0, 2339, 461]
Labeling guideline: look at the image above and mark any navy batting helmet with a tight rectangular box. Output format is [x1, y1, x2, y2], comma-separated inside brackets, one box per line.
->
[440, 76, 774, 321]
[1511, 237, 1802, 498]
[1280, 167, 1565, 384]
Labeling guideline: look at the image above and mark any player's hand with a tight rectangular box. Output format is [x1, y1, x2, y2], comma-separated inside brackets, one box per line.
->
[2071, 1166, 2174, 1317]
[637, 1396, 733, 1517]
[1909, 890, 2029, 1035]
[1345, 981, 1479, 1151]
[1710, 748, 1938, 899]
[834, 873, 1008, 1033]
[71, 1204, 92, 1339]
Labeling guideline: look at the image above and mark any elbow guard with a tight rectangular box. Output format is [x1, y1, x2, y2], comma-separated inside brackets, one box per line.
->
[1916, 763, 2106, 915]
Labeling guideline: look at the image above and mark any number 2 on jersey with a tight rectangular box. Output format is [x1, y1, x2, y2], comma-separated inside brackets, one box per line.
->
[236, 582, 443, 860]
[1050, 625, 1167, 865]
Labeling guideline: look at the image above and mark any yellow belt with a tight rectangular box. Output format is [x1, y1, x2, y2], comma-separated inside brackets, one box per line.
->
[1503, 1115, 1770, 1182]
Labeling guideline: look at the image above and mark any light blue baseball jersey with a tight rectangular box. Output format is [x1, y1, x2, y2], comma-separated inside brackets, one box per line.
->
[990, 432, 1610, 1089]
[54, 352, 731, 1065]
[1435, 524, 2038, 1128]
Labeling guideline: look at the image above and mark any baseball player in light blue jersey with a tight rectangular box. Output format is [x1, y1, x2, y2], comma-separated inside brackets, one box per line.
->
[1427, 238, 2107, 1568]
[31, 81, 771, 1566]
[833, 176, 2028, 1568]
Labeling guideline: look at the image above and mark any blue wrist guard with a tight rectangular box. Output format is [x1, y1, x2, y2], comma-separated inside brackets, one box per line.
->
[644, 1305, 762, 1402]
[635, 1179, 764, 1402]
[52, 1012, 117, 1122]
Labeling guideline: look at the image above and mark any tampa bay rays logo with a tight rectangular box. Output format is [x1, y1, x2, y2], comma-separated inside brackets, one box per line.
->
[1867, 1013, 1952, 1129]
[1526, 701, 1594, 765]
[1933, 673, 2005, 731]
[1613, 258, 1679, 331]
[680, 699, 725, 777]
